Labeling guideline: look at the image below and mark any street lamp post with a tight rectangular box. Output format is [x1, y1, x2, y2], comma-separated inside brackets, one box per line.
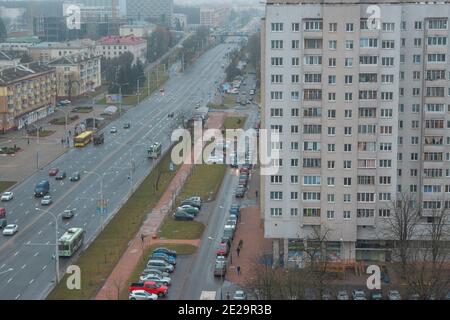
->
[35, 207, 60, 283]
[83, 170, 104, 230]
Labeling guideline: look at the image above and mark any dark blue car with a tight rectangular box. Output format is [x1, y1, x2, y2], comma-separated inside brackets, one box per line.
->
[153, 247, 177, 258]
[150, 252, 176, 265]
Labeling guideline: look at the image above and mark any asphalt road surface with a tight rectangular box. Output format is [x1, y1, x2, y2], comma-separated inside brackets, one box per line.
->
[0, 40, 240, 300]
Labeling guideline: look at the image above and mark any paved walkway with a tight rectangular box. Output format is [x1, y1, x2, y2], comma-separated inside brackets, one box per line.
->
[95, 112, 226, 300]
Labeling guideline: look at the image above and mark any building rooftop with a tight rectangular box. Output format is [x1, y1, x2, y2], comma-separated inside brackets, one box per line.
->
[97, 35, 146, 45]
[48, 53, 100, 66]
[4, 36, 41, 44]
[0, 62, 54, 86]
[34, 39, 96, 49]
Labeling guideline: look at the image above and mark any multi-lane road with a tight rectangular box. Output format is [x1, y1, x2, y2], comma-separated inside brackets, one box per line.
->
[0, 40, 239, 300]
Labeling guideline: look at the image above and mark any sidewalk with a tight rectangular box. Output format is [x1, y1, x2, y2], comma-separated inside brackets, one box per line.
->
[0, 105, 107, 182]
[95, 112, 227, 300]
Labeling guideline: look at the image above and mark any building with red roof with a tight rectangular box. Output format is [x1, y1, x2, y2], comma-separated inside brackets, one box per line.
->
[96, 35, 147, 64]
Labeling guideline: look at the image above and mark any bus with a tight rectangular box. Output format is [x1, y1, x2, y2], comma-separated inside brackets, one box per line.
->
[74, 131, 93, 147]
[58, 227, 85, 257]
[147, 142, 162, 159]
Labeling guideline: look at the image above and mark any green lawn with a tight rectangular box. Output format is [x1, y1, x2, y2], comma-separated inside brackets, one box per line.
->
[71, 106, 93, 113]
[158, 218, 205, 240]
[47, 150, 179, 300]
[223, 116, 247, 130]
[97, 65, 168, 106]
[223, 94, 237, 106]
[49, 115, 79, 125]
[0, 181, 15, 193]
[118, 243, 197, 300]
[28, 130, 55, 137]
[178, 164, 227, 202]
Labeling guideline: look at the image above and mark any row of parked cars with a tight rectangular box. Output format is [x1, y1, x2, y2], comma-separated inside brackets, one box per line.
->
[234, 165, 251, 198]
[128, 247, 178, 300]
[319, 288, 450, 300]
[173, 196, 202, 221]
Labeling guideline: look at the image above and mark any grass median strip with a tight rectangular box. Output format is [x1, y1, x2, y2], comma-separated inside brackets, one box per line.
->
[0, 181, 15, 193]
[223, 116, 247, 130]
[47, 150, 179, 300]
[119, 243, 197, 300]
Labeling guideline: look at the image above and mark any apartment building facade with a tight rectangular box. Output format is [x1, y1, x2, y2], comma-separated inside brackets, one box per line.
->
[29, 39, 97, 63]
[0, 63, 56, 132]
[96, 35, 147, 64]
[48, 53, 101, 98]
[262, 0, 450, 265]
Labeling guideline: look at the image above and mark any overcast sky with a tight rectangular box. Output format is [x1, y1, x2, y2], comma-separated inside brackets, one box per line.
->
[174, 0, 261, 6]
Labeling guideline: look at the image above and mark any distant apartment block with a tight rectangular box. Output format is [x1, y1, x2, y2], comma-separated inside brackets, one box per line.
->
[200, 7, 231, 28]
[126, 0, 173, 26]
[0, 36, 41, 52]
[96, 35, 147, 64]
[29, 39, 97, 63]
[119, 22, 156, 37]
[262, 0, 450, 265]
[0, 63, 56, 132]
[48, 53, 101, 98]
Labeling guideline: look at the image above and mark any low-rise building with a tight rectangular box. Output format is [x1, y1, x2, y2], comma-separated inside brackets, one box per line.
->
[0, 62, 56, 132]
[48, 53, 101, 99]
[119, 22, 156, 37]
[29, 39, 97, 63]
[0, 36, 41, 52]
[96, 35, 147, 64]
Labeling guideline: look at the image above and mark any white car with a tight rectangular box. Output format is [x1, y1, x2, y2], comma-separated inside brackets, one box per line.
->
[129, 290, 158, 300]
[110, 126, 117, 133]
[352, 290, 367, 300]
[41, 195, 52, 206]
[207, 155, 224, 164]
[388, 290, 401, 300]
[233, 290, 247, 300]
[3, 224, 18, 236]
[1, 192, 13, 201]
[139, 273, 171, 285]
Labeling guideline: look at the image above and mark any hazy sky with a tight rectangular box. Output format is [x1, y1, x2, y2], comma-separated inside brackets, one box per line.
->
[174, 0, 261, 6]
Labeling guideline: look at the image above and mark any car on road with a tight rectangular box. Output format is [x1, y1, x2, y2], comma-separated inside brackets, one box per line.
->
[352, 289, 367, 300]
[141, 268, 170, 278]
[173, 210, 194, 221]
[110, 126, 117, 133]
[152, 247, 177, 258]
[62, 209, 76, 219]
[233, 290, 247, 300]
[177, 205, 199, 216]
[48, 168, 59, 176]
[180, 199, 201, 209]
[1, 192, 13, 201]
[139, 273, 171, 286]
[322, 291, 332, 300]
[149, 252, 176, 265]
[371, 290, 383, 300]
[235, 186, 246, 198]
[129, 290, 158, 300]
[225, 219, 237, 230]
[123, 122, 131, 129]
[0, 219, 7, 229]
[213, 260, 227, 277]
[41, 195, 53, 206]
[128, 281, 168, 297]
[216, 242, 230, 256]
[223, 225, 235, 241]
[55, 171, 66, 180]
[2, 224, 18, 236]
[146, 259, 174, 273]
[69, 172, 80, 182]
[388, 290, 401, 300]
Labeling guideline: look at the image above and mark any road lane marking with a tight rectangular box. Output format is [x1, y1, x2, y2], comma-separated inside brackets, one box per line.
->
[25, 210, 29, 215]
[14, 251, 19, 256]
[0, 264, 4, 269]
[34, 252, 39, 257]
[38, 230, 42, 235]
[46, 241, 50, 245]
[7, 278, 12, 284]
[29, 279, 34, 285]
[15, 294, 20, 300]
[14, 219, 18, 223]
[21, 264, 26, 269]
[42, 265, 47, 270]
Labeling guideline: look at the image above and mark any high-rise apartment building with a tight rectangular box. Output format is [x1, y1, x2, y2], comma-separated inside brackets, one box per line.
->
[262, 0, 450, 265]
[126, 0, 173, 26]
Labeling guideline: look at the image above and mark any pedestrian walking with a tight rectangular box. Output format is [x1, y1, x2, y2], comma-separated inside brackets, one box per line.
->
[255, 190, 258, 198]
[236, 246, 241, 257]
[226, 292, 230, 300]
[27, 138, 30, 145]
[61, 138, 64, 145]
[238, 239, 243, 249]
[237, 265, 241, 276]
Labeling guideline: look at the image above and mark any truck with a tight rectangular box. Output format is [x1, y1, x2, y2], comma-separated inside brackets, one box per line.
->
[34, 180, 50, 197]
[93, 132, 104, 145]
[147, 142, 162, 159]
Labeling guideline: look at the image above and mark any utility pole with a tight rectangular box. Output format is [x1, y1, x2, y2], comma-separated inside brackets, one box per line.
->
[137, 78, 140, 105]
[147, 70, 150, 96]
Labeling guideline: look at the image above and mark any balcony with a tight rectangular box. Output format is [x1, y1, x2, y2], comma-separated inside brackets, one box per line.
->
[357, 216, 375, 226]
[302, 216, 321, 226]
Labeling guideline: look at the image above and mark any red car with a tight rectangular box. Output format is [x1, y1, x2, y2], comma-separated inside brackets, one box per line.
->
[239, 167, 249, 175]
[128, 281, 168, 297]
[216, 242, 230, 256]
[48, 168, 59, 176]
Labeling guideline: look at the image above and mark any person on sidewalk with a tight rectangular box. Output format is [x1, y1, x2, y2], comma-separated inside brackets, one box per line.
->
[236, 246, 241, 257]
[255, 190, 258, 198]
[226, 292, 230, 300]
[237, 265, 241, 276]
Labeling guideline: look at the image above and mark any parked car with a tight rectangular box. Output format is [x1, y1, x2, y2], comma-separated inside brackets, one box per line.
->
[235, 186, 246, 198]
[139, 273, 171, 286]
[409, 293, 420, 300]
[55, 171, 66, 180]
[152, 247, 177, 258]
[352, 290, 367, 300]
[146, 259, 174, 273]
[129, 290, 158, 300]
[322, 291, 332, 300]
[223, 225, 235, 240]
[141, 268, 169, 278]
[230, 204, 241, 216]
[177, 205, 199, 216]
[110, 126, 117, 133]
[69, 172, 80, 181]
[128, 281, 168, 297]
[1, 192, 13, 201]
[233, 290, 247, 300]
[41, 195, 53, 206]
[186, 196, 202, 205]
[239, 167, 249, 175]
[48, 168, 59, 176]
[337, 290, 349, 300]
[213, 260, 227, 277]
[228, 215, 238, 224]
[371, 290, 383, 300]
[2, 224, 18, 236]
[173, 210, 194, 221]
[123, 122, 131, 129]
[225, 219, 237, 230]
[216, 242, 230, 256]
[62, 208, 76, 219]
[388, 290, 401, 300]
[180, 199, 201, 209]
[149, 252, 176, 265]
[0, 207, 5, 218]
[0, 219, 7, 229]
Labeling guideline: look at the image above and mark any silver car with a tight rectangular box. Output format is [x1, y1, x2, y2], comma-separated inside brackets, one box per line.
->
[139, 274, 171, 286]
[388, 290, 401, 300]
[337, 290, 349, 300]
[146, 259, 174, 273]
[41, 195, 52, 205]
[129, 290, 158, 300]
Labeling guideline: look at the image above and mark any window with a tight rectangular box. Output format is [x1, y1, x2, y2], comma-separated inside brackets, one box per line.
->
[304, 74, 322, 83]
[329, 23, 337, 32]
[414, 38, 422, 47]
[303, 208, 321, 217]
[358, 141, 376, 152]
[327, 210, 335, 219]
[292, 40, 300, 49]
[328, 75, 336, 84]
[329, 58, 336, 67]
[379, 209, 390, 218]
[328, 92, 336, 101]
[344, 177, 352, 186]
[270, 175, 283, 184]
[346, 23, 354, 32]
[382, 40, 395, 49]
[304, 20, 323, 31]
[379, 176, 392, 185]
[381, 57, 394, 66]
[271, 57, 283, 66]
[271, 74, 283, 83]
[304, 55, 322, 65]
[426, 104, 444, 112]
[344, 127, 352, 135]
[291, 125, 299, 133]
[358, 209, 374, 218]
[291, 158, 299, 167]
[344, 92, 353, 101]
[270, 91, 283, 100]
[343, 160, 352, 169]
[413, 55, 421, 64]
[303, 192, 320, 201]
[344, 194, 351, 203]
[327, 160, 335, 169]
[359, 108, 376, 118]
[271, 23, 284, 32]
[270, 108, 283, 117]
[303, 124, 322, 134]
[345, 110, 352, 118]
[344, 58, 353, 67]
[292, 74, 300, 83]
[291, 175, 299, 184]
[290, 208, 298, 216]
[291, 91, 300, 101]
[379, 143, 392, 151]
[428, 54, 446, 63]
[359, 90, 377, 100]
[344, 75, 353, 84]
[270, 208, 282, 216]
[292, 23, 300, 32]
[304, 89, 322, 100]
[303, 176, 321, 185]
[359, 56, 378, 65]
[360, 38, 378, 48]
[271, 40, 283, 49]
[291, 192, 298, 200]
[426, 70, 445, 81]
[329, 40, 337, 50]
[358, 175, 375, 185]
[303, 158, 321, 168]
[327, 177, 335, 186]
[379, 193, 391, 201]
[305, 39, 322, 49]
[413, 71, 421, 80]
[303, 108, 321, 118]
[291, 141, 299, 150]
[345, 40, 354, 50]
[327, 127, 336, 136]
[292, 57, 300, 66]
[358, 159, 376, 168]
[357, 193, 375, 202]
[426, 87, 445, 97]
[328, 144, 336, 152]
[327, 109, 336, 118]
[382, 22, 395, 31]
[270, 191, 283, 200]
[414, 21, 422, 30]
[343, 211, 351, 220]
[428, 19, 447, 30]
[427, 36, 447, 46]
